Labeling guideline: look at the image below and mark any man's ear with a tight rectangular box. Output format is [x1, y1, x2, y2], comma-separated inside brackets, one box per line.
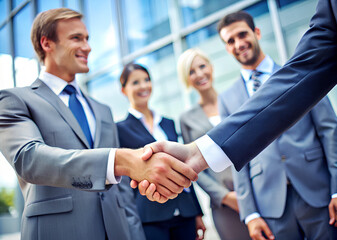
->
[40, 36, 54, 53]
[121, 86, 126, 96]
[254, 27, 262, 40]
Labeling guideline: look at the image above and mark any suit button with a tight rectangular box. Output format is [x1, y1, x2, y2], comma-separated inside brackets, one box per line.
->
[281, 155, 286, 162]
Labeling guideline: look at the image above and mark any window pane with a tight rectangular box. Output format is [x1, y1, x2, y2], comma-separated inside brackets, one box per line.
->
[87, 66, 128, 122]
[15, 57, 39, 87]
[121, 0, 170, 53]
[278, 0, 316, 58]
[37, 0, 62, 13]
[65, 0, 81, 11]
[13, 4, 34, 58]
[0, 54, 14, 89]
[179, 0, 237, 27]
[0, 0, 8, 23]
[185, 22, 217, 48]
[85, 0, 121, 73]
[12, 0, 25, 9]
[0, 23, 10, 55]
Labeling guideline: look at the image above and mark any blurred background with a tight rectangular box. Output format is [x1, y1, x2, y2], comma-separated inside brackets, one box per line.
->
[0, 0, 336, 239]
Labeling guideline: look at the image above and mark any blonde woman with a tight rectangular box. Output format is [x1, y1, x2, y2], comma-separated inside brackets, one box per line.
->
[178, 49, 250, 240]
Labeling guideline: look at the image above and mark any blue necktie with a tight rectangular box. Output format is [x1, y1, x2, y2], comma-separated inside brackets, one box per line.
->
[63, 85, 93, 148]
[251, 70, 263, 92]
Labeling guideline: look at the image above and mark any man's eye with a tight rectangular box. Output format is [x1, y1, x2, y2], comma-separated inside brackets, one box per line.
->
[238, 32, 248, 39]
[227, 39, 234, 45]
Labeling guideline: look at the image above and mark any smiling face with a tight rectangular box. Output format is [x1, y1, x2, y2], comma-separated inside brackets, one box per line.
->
[188, 55, 213, 92]
[44, 18, 91, 82]
[219, 21, 263, 69]
[122, 69, 152, 109]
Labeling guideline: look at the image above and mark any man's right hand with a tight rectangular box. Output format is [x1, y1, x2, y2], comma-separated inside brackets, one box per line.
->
[115, 148, 198, 200]
[247, 217, 274, 240]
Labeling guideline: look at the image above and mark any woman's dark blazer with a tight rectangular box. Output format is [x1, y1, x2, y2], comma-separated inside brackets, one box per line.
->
[117, 113, 203, 223]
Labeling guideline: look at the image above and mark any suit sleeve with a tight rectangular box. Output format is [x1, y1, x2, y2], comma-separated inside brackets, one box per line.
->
[0, 89, 111, 191]
[309, 97, 337, 195]
[219, 94, 260, 218]
[207, 0, 337, 171]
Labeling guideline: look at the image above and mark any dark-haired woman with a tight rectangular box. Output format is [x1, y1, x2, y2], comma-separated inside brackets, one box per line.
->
[117, 63, 206, 240]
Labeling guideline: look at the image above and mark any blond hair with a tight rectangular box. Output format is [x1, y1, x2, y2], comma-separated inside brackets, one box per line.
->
[31, 8, 82, 62]
[177, 48, 211, 88]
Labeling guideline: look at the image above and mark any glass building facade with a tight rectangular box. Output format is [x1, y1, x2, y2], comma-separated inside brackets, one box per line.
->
[1, 0, 336, 237]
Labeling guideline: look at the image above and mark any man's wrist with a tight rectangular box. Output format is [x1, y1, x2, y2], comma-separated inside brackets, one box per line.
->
[245, 212, 261, 225]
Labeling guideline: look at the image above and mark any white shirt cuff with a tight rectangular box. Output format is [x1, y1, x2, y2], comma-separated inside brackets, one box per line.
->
[245, 212, 261, 225]
[106, 148, 121, 184]
[332, 193, 337, 198]
[195, 135, 232, 172]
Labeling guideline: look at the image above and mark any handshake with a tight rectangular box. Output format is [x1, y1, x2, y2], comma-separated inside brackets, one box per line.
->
[115, 141, 209, 203]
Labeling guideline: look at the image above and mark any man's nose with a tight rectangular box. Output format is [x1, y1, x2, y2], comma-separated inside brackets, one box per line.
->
[234, 38, 245, 50]
[82, 40, 91, 53]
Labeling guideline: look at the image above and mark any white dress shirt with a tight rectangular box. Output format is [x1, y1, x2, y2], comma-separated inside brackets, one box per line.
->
[39, 71, 120, 184]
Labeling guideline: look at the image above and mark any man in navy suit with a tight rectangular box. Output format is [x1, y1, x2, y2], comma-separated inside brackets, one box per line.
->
[217, 11, 337, 240]
[135, 0, 337, 232]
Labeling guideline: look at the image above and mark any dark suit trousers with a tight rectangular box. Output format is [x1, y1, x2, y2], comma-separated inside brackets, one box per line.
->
[142, 216, 196, 240]
[264, 185, 337, 240]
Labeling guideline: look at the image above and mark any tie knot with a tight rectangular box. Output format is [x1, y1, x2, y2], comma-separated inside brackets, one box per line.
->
[250, 70, 263, 80]
[63, 85, 77, 95]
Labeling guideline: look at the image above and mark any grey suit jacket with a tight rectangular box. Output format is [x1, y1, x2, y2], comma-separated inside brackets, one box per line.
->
[218, 66, 337, 220]
[0, 79, 131, 240]
[180, 105, 233, 209]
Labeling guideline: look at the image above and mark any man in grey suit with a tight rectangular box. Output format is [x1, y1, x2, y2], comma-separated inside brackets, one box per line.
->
[217, 11, 337, 240]
[0, 8, 197, 240]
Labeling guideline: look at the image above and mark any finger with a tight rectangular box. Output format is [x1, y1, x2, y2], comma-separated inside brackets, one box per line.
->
[155, 183, 180, 199]
[144, 183, 157, 201]
[153, 191, 169, 203]
[170, 156, 198, 182]
[329, 202, 336, 225]
[166, 169, 192, 189]
[138, 180, 150, 196]
[130, 180, 138, 189]
[261, 224, 274, 240]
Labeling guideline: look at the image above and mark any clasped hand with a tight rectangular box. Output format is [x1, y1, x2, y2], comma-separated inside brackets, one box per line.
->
[127, 141, 209, 203]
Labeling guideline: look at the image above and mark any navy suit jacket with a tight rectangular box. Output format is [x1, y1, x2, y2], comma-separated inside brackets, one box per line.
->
[218, 63, 337, 219]
[207, 0, 337, 172]
[117, 113, 203, 223]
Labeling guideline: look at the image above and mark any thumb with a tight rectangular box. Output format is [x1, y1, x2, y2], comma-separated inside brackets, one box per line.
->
[141, 142, 166, 160]
[141, 145, 154, 161]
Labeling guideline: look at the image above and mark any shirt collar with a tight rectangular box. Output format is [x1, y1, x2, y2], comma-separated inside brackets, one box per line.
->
[39, 70, 82, 96]
[241, 55, 274, 83]
[128, 107, 162, 126]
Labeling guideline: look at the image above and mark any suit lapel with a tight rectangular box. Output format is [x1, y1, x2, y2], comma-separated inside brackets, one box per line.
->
[31, 79, 91, 149]
[193, 106, 214, 132]
[127, 114, 155, 142]
[224, 77, 249, 114]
